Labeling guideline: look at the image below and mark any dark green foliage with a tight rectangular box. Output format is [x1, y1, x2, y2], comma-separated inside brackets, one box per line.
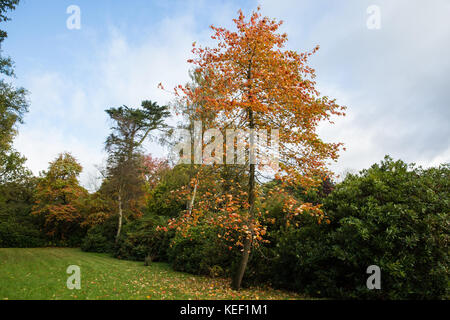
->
[0, 150, 30, 184]
[244, 217, 325, 290]
[0, 177, 45, 247]
[0, 0, 28, 155]
[0, 0, 20, 77]
[0, 1, 19, 23]
[81, 217, 117, 253]
[0, 1, 41, 248]
[0, 82, 28, 152]
[105, 100, 170, 156]
[80, 229, 112, 253]
[0, 16, 29, 188]
[145, 165, 189, 218]
[246, 156, 449, 299]
[0, 220, 44, 247]
[318, 157, 449, 299]
[113, 214, 173, 261]
[167, 224, 239, 277]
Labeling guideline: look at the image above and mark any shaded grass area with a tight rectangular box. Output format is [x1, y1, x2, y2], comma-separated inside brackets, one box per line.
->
[0, 248, 304, 300]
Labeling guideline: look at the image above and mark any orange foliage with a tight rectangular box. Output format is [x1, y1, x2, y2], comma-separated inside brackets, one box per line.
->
[162, 8, 345, 249]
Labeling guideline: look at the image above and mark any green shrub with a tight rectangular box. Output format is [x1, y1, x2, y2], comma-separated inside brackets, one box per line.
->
[113, 214, 173, 261]
[0, 180, 45, 248]
[81, 230, 113, 253]
[167, 224, 239, 276]
[145, 165, 189, 218]
[244, 213, 330, 292]
[251, 157, 449, 299]
[319, 157, 449, 299]
[0, 219, 45, 247]
[81, 217, 117, 253]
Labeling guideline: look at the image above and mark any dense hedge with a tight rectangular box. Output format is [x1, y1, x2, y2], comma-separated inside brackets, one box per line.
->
[113, 215, 173, 262]
[167, 224, 239, 277]
[317, 158, 449, 299]
[0, 219, 45, 247]
[80, 217, 117, 253]
[0, 181, 46, 247]
[81, 213, 174, 260]
[245, 157, 449, 299]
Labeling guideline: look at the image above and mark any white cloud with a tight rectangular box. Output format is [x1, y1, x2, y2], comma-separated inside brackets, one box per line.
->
[258, 0, 450, 174]
[13, 8, 211, 189]
[13, 1, 450, 190]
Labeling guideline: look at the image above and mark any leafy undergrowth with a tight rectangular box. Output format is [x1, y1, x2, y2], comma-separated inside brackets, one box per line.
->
[0, 248, 305, 300]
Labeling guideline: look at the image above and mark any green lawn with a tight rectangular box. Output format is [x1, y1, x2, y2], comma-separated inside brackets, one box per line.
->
[0, 248, 303, 300]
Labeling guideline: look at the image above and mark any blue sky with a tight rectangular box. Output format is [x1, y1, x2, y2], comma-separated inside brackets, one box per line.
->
[2, 0, 450, 189]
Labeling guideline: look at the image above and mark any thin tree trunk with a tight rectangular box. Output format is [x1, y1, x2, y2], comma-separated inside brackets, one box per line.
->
[186, 118, 196, 211]
[232, 107, 256, 290]
[231, 164, 255, 290]
[188, 179, 198, 215]
[115, 193, 123, 243]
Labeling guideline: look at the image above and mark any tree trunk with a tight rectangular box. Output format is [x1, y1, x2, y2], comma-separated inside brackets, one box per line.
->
[232, 162, 255, 290]
[115, 193, 123, 243]
[232, 107, 256, 290]
[232, 235, 252, 289]
[188, 179, 198, 215]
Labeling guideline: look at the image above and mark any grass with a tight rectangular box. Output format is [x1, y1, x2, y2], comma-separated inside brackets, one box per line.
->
[0, 248, 304, 300]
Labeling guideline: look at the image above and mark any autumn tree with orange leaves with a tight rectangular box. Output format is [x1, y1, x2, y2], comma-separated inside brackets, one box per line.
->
[32, 152, 87, 243]
[170, 8, 346, 290]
